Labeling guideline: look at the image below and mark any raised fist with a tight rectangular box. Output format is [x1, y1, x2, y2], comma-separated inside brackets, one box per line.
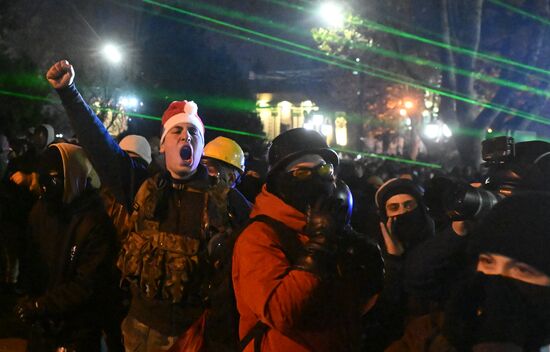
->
[46, 60, 75, 89]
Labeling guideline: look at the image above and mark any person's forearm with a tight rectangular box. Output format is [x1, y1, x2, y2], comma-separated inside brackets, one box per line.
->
[56, 84, 140, 207]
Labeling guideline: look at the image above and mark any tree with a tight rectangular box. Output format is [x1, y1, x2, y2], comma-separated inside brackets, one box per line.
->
[312, 0, 550, 167]
[1, 0, 263, 143]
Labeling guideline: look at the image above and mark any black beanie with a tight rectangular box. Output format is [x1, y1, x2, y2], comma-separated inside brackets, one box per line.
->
[375, 178, 424, 212]
[470, 193, 550, 277]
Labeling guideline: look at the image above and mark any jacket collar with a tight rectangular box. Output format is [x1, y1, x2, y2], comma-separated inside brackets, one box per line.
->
[250, 185, 306, 233]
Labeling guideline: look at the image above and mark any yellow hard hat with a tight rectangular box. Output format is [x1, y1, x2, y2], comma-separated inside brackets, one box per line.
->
[203, 136, 245, 173]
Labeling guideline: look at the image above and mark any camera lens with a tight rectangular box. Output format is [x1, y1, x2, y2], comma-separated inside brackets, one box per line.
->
[444, 185, 505, 220]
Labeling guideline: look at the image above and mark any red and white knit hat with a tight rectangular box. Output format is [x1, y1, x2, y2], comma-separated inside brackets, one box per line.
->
[160, 100, 205, 144]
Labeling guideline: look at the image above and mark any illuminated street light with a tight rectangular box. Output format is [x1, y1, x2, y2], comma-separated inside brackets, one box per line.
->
[399, 108, 408, 117]
[102, 43, 122, 64]
[404, 100, 414, 109]
[319, 2, 345, 28]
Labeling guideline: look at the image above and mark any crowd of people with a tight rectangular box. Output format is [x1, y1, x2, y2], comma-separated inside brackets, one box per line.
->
[0, 59, 549, 352]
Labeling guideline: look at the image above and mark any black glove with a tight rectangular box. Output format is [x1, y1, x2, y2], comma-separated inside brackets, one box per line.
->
[338, 230, 384, 299]
[294, 197, 347, 279]
[14, 297, 46, 324]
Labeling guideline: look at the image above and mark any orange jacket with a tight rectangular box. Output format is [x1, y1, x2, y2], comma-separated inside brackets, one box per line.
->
[232, 186, 359, 352]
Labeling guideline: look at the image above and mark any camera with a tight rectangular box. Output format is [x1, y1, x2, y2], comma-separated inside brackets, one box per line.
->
[426, 136, 550, 221]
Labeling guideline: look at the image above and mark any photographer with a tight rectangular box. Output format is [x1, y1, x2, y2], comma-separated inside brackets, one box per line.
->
[386, 137, 550, 350]
[405, 137, 550, 302]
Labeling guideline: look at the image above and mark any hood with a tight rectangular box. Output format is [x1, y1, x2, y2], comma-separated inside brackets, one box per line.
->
[41, 124, 55, 147]
[250, 184, 307, 233]
[50, 143, 101, 204]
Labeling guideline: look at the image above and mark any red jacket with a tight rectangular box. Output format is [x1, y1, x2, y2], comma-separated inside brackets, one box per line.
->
[232, 186, 359, 352]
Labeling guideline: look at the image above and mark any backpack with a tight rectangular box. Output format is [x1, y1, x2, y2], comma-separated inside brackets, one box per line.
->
[168, 214, 303, 352]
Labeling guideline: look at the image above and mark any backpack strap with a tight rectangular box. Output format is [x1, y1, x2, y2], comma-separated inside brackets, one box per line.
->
[238, 215, 304, 351]
[238, 320, 269, 352]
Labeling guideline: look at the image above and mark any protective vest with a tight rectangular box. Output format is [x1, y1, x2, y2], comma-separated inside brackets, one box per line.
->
[117, 173, 231, 304]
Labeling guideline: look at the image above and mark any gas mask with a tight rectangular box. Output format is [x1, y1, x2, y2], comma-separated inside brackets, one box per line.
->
[269, 163, 336, 214]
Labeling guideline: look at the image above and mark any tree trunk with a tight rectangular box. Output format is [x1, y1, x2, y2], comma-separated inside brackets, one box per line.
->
[439, 0, 484, 168]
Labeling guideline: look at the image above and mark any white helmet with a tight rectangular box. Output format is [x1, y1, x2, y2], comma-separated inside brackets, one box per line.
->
[119, 135, 152, 165]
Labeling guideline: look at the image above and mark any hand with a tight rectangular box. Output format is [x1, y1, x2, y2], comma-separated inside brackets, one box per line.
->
[29, 172, 41, 195]
[293, 235, 337, 280]
[14, 297, 45, 324]
[452, 220, 468, 236]
[10, 171, 31, 186]
[46, 60, 75, 89]
[379, 219, 404, 256]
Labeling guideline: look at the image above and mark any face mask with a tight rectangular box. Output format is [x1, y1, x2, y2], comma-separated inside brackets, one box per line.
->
[390, 208, 432, 249]
[273, 165, 335, 213]
[510, 278, 550, 346]
[39, 169, 64, 203]
[38, 148, 64, 204]
[445, 273, 550, 349]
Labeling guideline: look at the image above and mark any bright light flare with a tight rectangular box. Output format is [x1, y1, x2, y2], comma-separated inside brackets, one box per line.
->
[404, 100, 414, 109]
[312, 114, 324, 125]
[424, 123, 441, 140]
[119, 96, 139, 110]
[442, 124, 452, 138]
[319, 2, 345, 28]
[102, 43, 122, 64]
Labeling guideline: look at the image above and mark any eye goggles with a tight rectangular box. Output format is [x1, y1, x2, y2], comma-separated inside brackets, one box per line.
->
[287, 163, 334, 180]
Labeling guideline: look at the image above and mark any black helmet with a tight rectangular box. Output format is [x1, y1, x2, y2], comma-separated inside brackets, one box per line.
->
[267, 128, 339, 175]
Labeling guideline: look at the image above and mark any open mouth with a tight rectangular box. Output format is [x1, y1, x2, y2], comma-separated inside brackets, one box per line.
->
[180, 145, 192, 162]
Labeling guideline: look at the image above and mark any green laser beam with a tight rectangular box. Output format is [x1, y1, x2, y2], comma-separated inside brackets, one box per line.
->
[174, 0, 293, 32]
[141, 0, 550, 126]
[262, 0, 306, 12]
[353, 17, 550, 77]
[136, 0, 542, 123]
[334, 36, 550, 99]
[256, 0, 550, 89]
[170, 0, 550, 98]
[489, 0, 550, 26]
[123, 3, 544, 139]
[0, 89, 54, 103]
[333, 147, 442, 169]
[0, 88, 441, 168]
[268, 0, 550, 78]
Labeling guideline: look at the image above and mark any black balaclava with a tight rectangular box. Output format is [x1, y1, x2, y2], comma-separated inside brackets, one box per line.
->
[38, 148, 64, 203]
[267, 164, 335, 214]
[444, 193, 550, 350]
[391, 208, 434, 250]
[445, 272, 550, 350]
[376, 178, 434, 249]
